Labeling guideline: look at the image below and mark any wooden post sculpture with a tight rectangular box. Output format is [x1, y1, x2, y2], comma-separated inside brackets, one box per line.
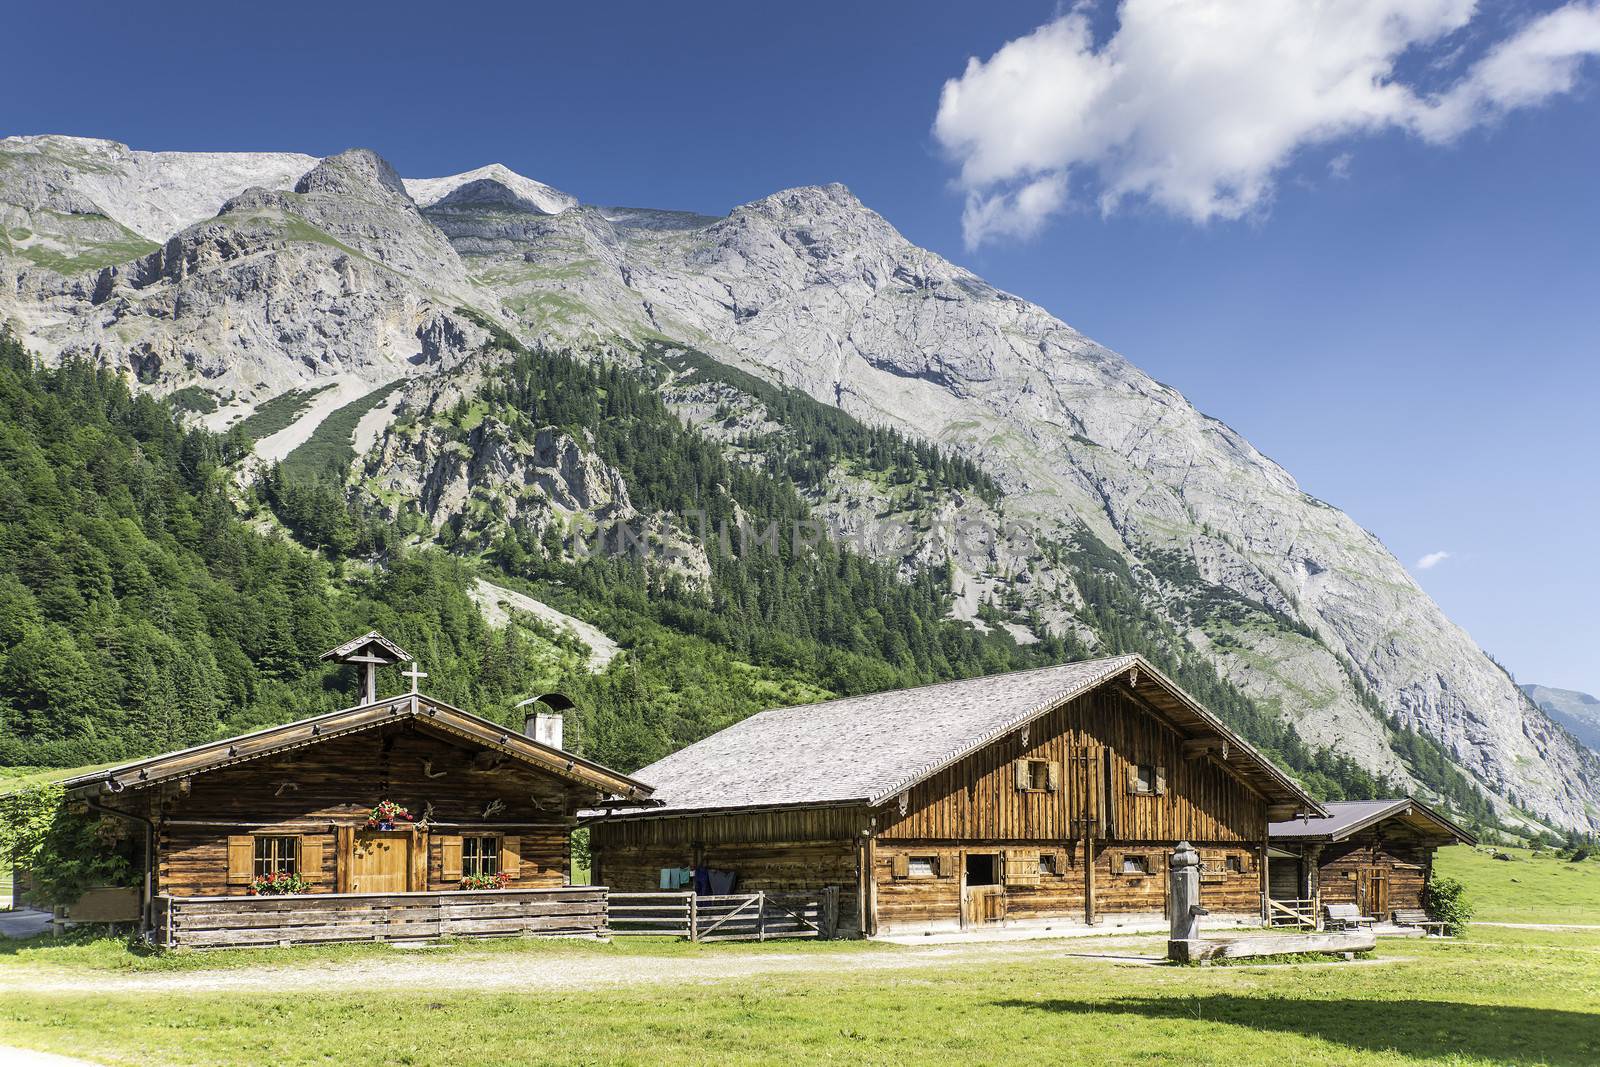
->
[1168, 840, 1208, 962]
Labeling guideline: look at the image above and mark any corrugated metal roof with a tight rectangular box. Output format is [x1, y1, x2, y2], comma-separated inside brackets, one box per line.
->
[603, 653, 1317, 818]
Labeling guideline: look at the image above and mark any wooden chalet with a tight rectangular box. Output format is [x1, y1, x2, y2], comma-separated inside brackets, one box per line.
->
[1268, 798, 1475, 923]
[588, 654, 1323, 937]
[62, 633, 652, 948]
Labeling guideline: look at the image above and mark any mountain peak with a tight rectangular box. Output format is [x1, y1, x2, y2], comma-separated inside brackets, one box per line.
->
[295, 148, 410, 201]
[404, 164, 577, 216]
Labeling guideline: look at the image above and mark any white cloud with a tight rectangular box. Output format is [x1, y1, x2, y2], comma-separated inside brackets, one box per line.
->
[935, 1, 1600, 246]
[1417, 550, 1453, 570]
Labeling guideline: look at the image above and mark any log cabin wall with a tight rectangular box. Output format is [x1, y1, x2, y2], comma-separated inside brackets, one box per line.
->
[138, 722, 591, 897]
[588, 808, 865, 937]
[870, 840, 1264, 931]
[1316, 828, 1438, 914]
[876, 687, 1265, 844]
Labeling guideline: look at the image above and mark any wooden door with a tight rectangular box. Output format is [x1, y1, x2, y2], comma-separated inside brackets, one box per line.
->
[963, 885, 1004, 925]
[1358, 867, 1390, 919]
[349, 831, 412, 894]
[961, 851, 1004, 927]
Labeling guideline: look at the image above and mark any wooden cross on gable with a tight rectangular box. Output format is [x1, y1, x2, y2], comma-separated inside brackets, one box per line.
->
[402, 664, 428, 694]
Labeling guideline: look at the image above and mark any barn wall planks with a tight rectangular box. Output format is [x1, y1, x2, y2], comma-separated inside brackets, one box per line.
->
[876, 687, 1264, 845]
[591, 836, 862, 938]
[131, 722, 593, 897]
[871, 840, 1263, 930]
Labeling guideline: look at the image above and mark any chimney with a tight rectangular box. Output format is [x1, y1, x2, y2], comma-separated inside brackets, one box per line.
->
[518, 693, 573, 750]
[526, 706, 563, 750]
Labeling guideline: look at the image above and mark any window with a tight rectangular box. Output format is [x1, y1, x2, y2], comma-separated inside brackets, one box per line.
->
[254, 836, 299, 878]
[908, 855, 938, 878]
[1015, 758, 1056, 792]
[463, 836, 500, 878]
[1121, 854, 1150, 876]
[1226, 854, 1244, 874]
[1038, 852, 1059, 876]
[965, 853, 1000, 886]
[1126, 763, 1167, 796]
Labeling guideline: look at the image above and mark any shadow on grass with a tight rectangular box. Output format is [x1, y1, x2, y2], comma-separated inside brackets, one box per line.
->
[996, 994, 1600, 1065]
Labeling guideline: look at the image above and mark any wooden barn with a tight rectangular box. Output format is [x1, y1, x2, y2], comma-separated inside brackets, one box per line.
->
[1268, 798, 1475, 922]
[61, 633, 652, 948]
[588, 654, 1323, 937]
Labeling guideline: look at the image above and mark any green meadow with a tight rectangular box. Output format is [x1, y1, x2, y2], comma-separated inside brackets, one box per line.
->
[2, 847, 1598, 1066]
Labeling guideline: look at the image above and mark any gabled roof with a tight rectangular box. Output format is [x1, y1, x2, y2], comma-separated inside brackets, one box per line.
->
[595, 654, 1320, 821]
[61, 692, 652, 802]
[1269, 797, 1476, 845]
[320, 631, 411, 663]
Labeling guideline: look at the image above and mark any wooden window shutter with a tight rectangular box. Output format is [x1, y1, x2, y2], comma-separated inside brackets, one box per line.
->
[1014, 759, 1030, 790]
[1155, 766, 1167, 795]
[1004, 849, 1040, 887]
[892, 853, 910, 880]
[441, 836, 463, 882]
[1125, 764, 1139, 794]
[227, 835, 254, 885]
[500, 835, 522, 880]
[1107, 849, 1123, 875]
[1047, 761, 1061, 792]
[299, 836, 322, 886]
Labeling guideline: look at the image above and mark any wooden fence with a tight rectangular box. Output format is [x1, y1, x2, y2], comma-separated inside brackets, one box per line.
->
[609, 888, 839, 942]
[153, 886, 607, 949]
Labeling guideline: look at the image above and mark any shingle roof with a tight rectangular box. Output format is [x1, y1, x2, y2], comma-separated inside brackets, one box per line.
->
[1269, 797, 1475, 844]
[604, 654, 1318, 818]
[61, 692, 652, 802]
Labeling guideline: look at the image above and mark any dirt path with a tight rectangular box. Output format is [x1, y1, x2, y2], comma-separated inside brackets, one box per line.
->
[0, 935, 1165, 997]
[0, 1049, 107, 1067]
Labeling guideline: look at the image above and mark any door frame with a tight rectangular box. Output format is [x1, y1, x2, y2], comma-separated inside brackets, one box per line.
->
[959, 849, 1003, 929]
[336, 825, 426, 893]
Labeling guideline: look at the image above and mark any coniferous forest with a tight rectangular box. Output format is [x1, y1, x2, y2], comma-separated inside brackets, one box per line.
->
[0, 325, 1496, 828]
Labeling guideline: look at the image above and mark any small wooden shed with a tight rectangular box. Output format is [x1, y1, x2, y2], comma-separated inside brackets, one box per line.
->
[60, 633, 652, 947]
[588, 654, 1322, 937]
[1268, 797, 1475, 921]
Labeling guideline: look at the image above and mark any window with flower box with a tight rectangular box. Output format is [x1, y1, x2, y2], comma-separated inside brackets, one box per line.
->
[254, 836, 299, 879]
[462, 835, 500, 879]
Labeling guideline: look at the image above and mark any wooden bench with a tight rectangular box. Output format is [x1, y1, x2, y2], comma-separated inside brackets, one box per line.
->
[1392, 907, 1450, 936]
[1323, 902, 1377, 931]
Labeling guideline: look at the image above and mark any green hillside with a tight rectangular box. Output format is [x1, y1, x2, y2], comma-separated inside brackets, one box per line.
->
[0, 326, 1493, 827]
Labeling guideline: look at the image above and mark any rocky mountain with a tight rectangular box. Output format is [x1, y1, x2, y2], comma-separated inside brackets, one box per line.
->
[2, 134, 1593, 829]
[1525, 685, 1600, 754]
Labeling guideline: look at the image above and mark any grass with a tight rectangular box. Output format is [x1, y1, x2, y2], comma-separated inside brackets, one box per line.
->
[279, 380, 405, 482]
[0, 928, 1596, 1065]
[1435, 845, 1600, 924]
[235, 384, 336, 443]
[1, 844, 1594, 1063]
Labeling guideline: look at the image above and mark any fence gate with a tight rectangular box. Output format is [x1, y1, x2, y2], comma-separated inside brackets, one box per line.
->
[608, 888, 838, 941]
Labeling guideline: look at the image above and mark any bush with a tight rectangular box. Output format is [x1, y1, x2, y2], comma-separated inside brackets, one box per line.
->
[1425, 875, 1474, 935]
[1572, 847, 1591, 863]
[0, 785, 135, 905]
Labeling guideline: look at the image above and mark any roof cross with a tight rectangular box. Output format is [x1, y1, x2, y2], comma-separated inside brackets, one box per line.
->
[402, 664, 428, 694]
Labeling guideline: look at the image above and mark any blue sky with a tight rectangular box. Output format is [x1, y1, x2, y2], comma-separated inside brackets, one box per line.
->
[7, 0, 1598, 692]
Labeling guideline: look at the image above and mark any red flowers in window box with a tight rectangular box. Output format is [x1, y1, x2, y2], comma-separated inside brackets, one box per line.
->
[460, 872, 510, 891]
[366, 800, 414, 829]
[248, 870, 310, 895]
